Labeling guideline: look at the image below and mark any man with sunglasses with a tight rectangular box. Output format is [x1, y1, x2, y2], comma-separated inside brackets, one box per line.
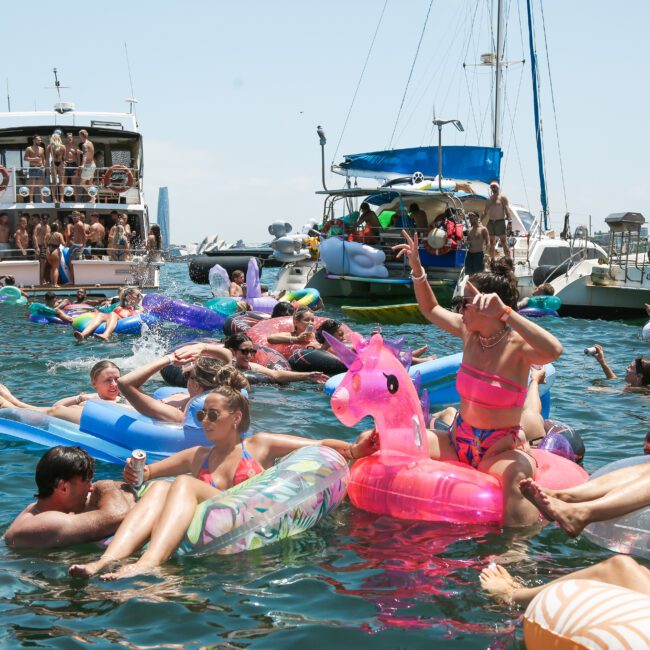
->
[589, 344, 650, 388]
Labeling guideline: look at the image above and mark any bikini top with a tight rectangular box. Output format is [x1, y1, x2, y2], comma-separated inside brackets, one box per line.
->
[456, 363, 527, 410]
[196, 438, 264, 488]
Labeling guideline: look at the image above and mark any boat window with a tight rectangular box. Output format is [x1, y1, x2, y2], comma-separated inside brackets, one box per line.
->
[111, 149, 132, 167]
[517, 210, 535, 232]
[1, 149, 23, 169]
[538, 248, 570, 266]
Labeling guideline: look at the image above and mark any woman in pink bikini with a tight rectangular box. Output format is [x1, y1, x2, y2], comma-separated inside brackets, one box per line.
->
[69, 386, 374, 579]
[393, 231, 563, 527]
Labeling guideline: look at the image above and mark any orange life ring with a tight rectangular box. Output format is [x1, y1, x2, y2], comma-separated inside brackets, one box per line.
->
[103, 165, 134, 194]
[0, 165, 9, 191]
[423, 224, 451, 256]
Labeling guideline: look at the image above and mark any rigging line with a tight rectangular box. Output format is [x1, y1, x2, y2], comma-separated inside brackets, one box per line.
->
[124, 43, 137, 107]
[539, 0, 568, 212]
[331, 0, 389, 165]
[387, 0, 435, 149]
[503, 65, 530, 208]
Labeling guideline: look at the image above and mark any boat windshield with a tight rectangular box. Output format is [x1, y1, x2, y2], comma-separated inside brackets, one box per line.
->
[517, 210, 535, 233]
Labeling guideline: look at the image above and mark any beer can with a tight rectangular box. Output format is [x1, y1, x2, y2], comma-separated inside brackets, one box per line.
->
[131, 449, 147, 487]
[584, 347, 598, 357]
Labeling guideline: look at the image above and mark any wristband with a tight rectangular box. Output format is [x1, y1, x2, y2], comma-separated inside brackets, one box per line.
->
[167, 354, 175, 365]
[409, 269, 427, 282]
[500, 306, 512, 322]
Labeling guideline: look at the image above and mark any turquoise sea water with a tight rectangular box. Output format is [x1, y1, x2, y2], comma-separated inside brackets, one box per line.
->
[0, 263, 648, 649]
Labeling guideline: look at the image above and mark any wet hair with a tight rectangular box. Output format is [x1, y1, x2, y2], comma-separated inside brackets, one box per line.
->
[468, 256, 519, 309]
[536, 283, 555, 296]
[119, 286, 142, 308]
[208, 386, 250, 433]
[271, 301, 294, 318]
[4, 276, 15, 286]
[634, 357, 650, 386]
[35, 446, 95, 499]
[224, 333, 252, 351]
[231, 270, 244, 280]
[315, 319, 342, 345]
[90, 360, 120, 383]
[188, 357, 249, 392]
[45, 291, 57, 304]
[360, 202, 369, 211]
[294, 306, 314, 322]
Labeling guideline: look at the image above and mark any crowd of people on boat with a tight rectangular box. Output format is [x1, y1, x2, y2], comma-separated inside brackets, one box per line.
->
[1, 229, 649, 639]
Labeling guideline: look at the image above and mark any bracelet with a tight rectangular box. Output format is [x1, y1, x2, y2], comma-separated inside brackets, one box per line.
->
[166, 354, 175, 365]
[500, 306, 512, 322]
[409, 269, 427, 282]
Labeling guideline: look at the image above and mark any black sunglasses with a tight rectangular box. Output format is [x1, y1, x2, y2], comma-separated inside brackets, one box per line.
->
[196, 408, 230, 423]
[238, 347, 256, 356]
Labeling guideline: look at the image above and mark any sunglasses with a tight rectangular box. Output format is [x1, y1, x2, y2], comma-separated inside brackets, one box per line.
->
[238, 347, 256, 356]
[196, 408, 231, 423]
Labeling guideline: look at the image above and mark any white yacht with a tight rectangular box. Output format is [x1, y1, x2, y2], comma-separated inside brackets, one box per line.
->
[0, 99, 160, 296]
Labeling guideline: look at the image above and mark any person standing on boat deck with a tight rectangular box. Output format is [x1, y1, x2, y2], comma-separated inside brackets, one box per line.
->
[68, 211, 87, 283]
[0, 213, 10, 258]
[88, 213, 106, 258]
[24, 135, 46, 203]
[4, 446, 135, 549]
[47, 132, 66, 203]
[64, 132, 81, 197]
[14, 215, 30, 257]
[409, 203, 429, 230]
[78, 130, 96, 202]
[33, 215, 51, 284]
[483, 181, 514, 260]
[464, 212, 489, 275]
[353, 202, 382, 244]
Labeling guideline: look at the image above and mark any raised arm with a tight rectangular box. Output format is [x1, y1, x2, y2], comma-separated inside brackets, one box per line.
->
[249, 363, 328, 385]
[592, 344, 617, 379]
[124, 446, 198, 485]
[393, 230, 464, 337]
[5, 480, 134, 548]
[117, 355, 187, 423]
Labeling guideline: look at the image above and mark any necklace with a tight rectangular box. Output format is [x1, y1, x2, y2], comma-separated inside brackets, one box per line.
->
[477, 326, 510, 350]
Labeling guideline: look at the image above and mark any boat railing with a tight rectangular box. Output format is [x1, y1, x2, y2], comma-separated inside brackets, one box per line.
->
[0, 165, 141, 205]
[0, 245, 160, 262]
[0, 247, 37, 259]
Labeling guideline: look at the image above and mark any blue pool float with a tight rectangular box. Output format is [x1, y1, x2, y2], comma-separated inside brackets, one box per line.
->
[0, 286, 27, 306]
[71, 312, 158, 335]
[143, 293, 224, 330]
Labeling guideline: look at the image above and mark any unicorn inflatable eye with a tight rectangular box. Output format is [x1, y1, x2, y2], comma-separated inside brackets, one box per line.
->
[384, 373, 399, 394]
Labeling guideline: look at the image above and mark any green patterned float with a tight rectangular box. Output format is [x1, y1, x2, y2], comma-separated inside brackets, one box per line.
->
[144, 445, 348, 556]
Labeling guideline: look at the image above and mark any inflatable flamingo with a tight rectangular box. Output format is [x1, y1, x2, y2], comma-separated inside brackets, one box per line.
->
[326, 332, 587, 525]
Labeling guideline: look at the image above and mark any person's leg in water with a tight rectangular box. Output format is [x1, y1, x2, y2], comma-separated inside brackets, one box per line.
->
[74, 313, 109, 341]
[480, 555, 650, 607]
[0, 384, 41, 410]
[94, 311, 120, 341]
[69, 481, 171, 577]
[520, 465, 650, 537]
[100, 475, 221, 580]
[520, 366, 547, 445]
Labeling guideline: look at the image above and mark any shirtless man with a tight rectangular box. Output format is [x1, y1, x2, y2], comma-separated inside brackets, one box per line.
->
[88, 213, 106, 258]
[0, 212, 10, 258]
[33, 214, 51, 284]
[69, 211, 87, 283]
[464, 212, 489, 275]
[482, 181, 515, 259]
[409, 202, 429, 230]
[4, 446, 135, 549]
[78, 130, 96, 202]
[64, 132, 81, 199]
[354, 202, 382, 244]
[24, 135, 46, 203]
[14, 215, 30, 257]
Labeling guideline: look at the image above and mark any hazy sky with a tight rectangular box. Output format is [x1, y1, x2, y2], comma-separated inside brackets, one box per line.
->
[3, 0, 648, 244]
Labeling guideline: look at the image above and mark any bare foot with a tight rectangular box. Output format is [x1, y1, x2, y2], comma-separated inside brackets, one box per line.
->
[479, 563, 524, 603]
[93, 333, 109, 341]
[69, 556, 117, 578]
[530, 366, 546, 384]
[519, 478, 585, 536]
[412, 345, 428, 357]
[100, 562, 159, 581]
[73, 331, 84, 342]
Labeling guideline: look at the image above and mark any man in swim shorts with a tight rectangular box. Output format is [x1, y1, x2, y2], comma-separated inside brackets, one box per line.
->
[482, 181, 515, 260]
[5, 446, 135, 549]
[79, 130, 96, 202]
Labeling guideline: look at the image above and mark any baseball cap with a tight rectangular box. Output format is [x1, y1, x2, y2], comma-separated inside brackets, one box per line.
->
[489, 181, 500, 188]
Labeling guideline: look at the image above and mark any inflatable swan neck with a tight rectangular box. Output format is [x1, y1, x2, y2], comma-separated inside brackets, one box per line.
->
[330, 333, 429, 459]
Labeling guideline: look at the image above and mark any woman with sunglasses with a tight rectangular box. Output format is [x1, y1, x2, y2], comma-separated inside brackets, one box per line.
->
[117, 349, 248, 423]
[73, 286, 143, 342]
[393, 233, 563, 528]
[588, 345, 650, 390]
[69, 386, 375, 579]
[266, 306, 317, 347]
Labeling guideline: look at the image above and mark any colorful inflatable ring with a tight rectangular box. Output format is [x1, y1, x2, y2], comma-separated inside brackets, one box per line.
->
[583, 455, 650, 559]
[280, 288, 321, 308]
[71, 312, 147, 336]
[518, 307, 559, 318]
[526, 295, 562, 310]
[143, 293, 223, 331]
[204, 296, 238, 318]
[174, 445, 349, 556]
[28, 302, 64, 323]
[0, 286, 27, 306]
[102, 164, 134, 194]
[524, 579, 650, 649]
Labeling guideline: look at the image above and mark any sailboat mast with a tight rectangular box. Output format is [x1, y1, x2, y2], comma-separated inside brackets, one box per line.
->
[526, 0, 549, 229]
[493, 0, 505, 149]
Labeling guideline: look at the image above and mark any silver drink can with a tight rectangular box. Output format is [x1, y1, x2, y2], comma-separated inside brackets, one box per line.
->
[584, 347, 598, 357]
[131, 449, 147, 487]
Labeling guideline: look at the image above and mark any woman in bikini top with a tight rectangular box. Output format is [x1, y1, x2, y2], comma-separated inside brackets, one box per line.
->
[69, 386, 375, 579]
[393, 235, 563, 528]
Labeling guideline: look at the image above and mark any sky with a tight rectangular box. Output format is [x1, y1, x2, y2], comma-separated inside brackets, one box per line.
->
[3, 0, 649, 245]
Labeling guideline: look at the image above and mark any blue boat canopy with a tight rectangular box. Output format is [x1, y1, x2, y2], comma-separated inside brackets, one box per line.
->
[336, 145, 502, 184]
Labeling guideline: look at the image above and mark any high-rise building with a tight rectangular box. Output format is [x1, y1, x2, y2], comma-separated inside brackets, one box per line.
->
[156, 187, 170, 248]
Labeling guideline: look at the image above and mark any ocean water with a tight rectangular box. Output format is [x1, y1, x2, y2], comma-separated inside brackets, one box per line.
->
[0, 263, 648, 649]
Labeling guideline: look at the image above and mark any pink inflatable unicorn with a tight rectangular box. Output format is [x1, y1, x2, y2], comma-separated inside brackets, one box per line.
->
[326, 332, 587, 525]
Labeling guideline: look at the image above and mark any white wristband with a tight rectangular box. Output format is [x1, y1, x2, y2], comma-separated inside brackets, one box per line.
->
[410, 269, 427, 282]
